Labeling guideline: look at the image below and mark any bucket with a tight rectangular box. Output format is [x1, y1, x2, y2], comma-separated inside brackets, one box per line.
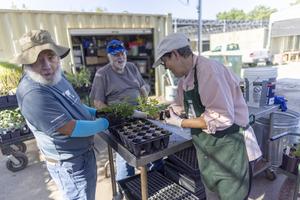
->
[252, 110, 300, 168]
[165, 86, 177, 102]
[241, 67, 277, 108]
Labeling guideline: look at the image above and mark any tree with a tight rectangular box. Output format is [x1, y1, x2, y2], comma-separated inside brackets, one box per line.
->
[10, 1, 17, 9]
[216, 5, 277, 20]
[95, 7, 106, 13]
[216, 9, 247, 20]
[247, 5, 277, 20]
[290, 0, 300, 5]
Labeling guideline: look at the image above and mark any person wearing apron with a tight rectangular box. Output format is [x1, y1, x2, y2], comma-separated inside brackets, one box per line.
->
[153, 33, 262, 200]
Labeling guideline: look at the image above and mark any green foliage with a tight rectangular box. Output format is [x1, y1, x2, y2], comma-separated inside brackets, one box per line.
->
[293, 150, 300, 158]
[136, 97, 169, 119]
[291, 0, 300, 5]
[0, 62, 22, 96]
[216, 5, 277, 20]
[291, 144, 300, 158]
[136, 97, 160, 118]
[65, 68, 91, 89]
[99, 102, 135, 118]
[0, 108, 25, 130]
[247, 6, 277, 20]
[217, 9, 247, 20]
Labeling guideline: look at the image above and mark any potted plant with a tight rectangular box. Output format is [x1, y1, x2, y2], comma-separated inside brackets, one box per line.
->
[281, 144, 300, 175]
[97, 102, 135, 126]
[0, 62, 22, 109]
[65, 67, 91, 93]
[136, 96, 169, 119]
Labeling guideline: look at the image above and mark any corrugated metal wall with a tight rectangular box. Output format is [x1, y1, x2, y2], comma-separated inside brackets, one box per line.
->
[0, 9, 172, 96]
[0, 9, 171, 67]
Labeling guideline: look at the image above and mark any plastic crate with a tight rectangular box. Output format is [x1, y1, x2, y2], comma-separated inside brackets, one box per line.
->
[109, 119, 172, 156]
[168, 146, 200, 177]
[0, 95, 18, 110]
[118, 171, 199, 200]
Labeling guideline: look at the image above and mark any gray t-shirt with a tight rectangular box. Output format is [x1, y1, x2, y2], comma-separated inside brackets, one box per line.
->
[90, 62, 147, 105]
[16, 75, 94, 160]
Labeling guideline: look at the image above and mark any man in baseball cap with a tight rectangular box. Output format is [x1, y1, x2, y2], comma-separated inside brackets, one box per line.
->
[90, 39, 165, 180]
[106, 39, 126, 55]
[154, 33, 261, 200]
[152, 32, 190, 68]
[13, 29, 110, 200]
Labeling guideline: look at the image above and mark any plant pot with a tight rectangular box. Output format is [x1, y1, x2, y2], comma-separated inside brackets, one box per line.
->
[281, 150, 300, 175]
[97, 111, 125, 126]
[10, 129, 21, 138]
[7, 95, 17, 106]
[0, 95, 18, 109]
[0, 95, 8, 109]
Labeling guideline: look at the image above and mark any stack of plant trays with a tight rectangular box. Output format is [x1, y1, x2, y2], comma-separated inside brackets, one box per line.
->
[165, 146, 206, 200]
[0, 124, 32, 143]
[109, 119, 172, 156]
[118, 171, 199, 200]
[0, 94, 18, 110]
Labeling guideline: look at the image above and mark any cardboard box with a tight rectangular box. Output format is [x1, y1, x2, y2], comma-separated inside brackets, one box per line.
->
[98, 56, 108, 64]
[97, 49, 107, 57]
[85, 56, 99, 65]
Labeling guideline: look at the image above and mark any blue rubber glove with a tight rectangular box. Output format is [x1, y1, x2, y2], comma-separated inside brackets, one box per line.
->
[83, 104, 97, 117]
[274, 96, 287, 112]
[71, 118, 109, 137]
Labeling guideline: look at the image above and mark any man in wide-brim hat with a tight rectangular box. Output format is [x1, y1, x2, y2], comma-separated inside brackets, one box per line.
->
[13, 29, 110, 200]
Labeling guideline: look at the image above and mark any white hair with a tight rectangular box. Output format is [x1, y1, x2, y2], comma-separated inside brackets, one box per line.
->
[107, 52, 127, 73]
[24, 64, 62, 86]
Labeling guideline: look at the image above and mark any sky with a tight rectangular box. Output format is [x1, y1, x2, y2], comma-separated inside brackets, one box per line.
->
[0, 0, 294, 19]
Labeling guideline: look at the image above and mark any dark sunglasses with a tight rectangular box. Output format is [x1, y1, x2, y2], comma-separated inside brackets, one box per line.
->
[109, 44, 124, 49]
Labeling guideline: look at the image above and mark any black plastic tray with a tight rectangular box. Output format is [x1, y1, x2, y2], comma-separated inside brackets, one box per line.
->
[109, 119, 172, 156]
[164, 164, 205, 194]
[168, 146, 200, 176]
[118, 171, 199, 200]
[0, 125, 33, 144]
[0, 95, 18, 110]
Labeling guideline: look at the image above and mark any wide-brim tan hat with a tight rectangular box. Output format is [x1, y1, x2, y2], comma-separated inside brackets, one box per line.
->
[11, 30, 70, 65]
[152, 33, 190, 68]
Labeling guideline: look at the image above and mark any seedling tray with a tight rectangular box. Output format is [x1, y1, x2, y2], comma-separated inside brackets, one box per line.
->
[168, 146, 200, 176]
[118, 171, 199, 200]
[0, 125, 33, 144]
[0, 95, 18, 110]
[164, 164, 205, 194]
[109, 119, 172, 156]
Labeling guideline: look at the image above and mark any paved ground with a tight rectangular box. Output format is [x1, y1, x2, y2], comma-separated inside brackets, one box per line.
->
[1, 62, 300, 200]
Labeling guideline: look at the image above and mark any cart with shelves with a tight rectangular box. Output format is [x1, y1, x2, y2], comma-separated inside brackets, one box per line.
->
[0, 125, 34, 172]
[0, 100, 34, 172]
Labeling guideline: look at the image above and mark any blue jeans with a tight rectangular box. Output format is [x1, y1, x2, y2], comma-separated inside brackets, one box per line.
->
[115, 153, 164, 181]
[46, 149, 97, 200]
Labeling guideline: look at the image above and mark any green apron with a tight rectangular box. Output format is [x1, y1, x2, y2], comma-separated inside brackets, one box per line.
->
[183, 67, 250, 200]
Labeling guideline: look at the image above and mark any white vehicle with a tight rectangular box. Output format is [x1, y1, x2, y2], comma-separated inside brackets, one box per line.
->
[242, 49, 273, 66]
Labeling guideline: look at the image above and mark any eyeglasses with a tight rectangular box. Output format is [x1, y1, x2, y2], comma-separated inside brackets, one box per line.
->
[160, 52, 172, 67]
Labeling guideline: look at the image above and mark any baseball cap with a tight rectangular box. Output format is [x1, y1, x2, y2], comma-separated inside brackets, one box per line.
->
[106, 39, 126, 55]
[152, 33, 190, 68]
[11, 29, 70, 65]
